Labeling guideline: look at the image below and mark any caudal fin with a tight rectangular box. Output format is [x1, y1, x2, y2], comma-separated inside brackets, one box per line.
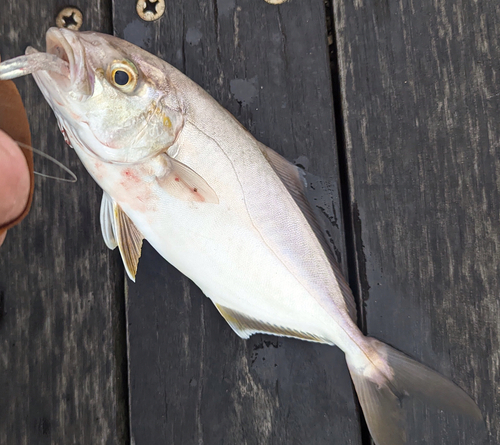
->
[346, 337, 483, 445]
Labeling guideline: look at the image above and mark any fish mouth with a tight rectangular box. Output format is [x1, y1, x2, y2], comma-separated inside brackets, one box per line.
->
[43, 27, 92, 98]
[0, 27, 92, 98]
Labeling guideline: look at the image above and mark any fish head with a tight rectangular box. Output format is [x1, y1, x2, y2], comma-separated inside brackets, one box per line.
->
[32, 27, 184, 164]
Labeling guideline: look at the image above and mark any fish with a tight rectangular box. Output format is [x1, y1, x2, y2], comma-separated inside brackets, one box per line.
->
[0, 28, 482, 444]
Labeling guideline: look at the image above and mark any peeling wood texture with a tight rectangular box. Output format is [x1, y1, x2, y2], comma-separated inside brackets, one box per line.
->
[333, 0, 499, 443]
[113, 1, 362, 444]
[0, 2, 128, 445]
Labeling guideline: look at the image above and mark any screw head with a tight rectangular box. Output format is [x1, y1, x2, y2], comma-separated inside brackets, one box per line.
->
[136, 0, 165, 22]
[56, 7, 83, 30]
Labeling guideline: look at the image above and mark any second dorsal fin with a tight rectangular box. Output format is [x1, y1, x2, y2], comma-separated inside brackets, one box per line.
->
[259, 144, 357, 322]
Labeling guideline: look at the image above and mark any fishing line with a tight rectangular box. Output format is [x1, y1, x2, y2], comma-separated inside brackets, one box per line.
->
[15, 141, 77, 183]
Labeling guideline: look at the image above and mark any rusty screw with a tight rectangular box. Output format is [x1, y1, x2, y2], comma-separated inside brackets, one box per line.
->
[56, 7, 83, 30]
[136, 0, 165, 22]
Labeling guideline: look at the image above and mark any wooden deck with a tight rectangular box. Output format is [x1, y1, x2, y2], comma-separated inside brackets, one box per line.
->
[0, 0, 498, 444]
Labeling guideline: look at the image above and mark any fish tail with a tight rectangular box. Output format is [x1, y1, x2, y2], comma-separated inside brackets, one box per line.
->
[345, 337, 482, 445]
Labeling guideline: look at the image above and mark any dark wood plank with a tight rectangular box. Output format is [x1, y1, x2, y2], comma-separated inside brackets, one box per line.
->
[113, 0, 363, 443]
[333, 0, 499, 443]
[0, 2, 128, 444]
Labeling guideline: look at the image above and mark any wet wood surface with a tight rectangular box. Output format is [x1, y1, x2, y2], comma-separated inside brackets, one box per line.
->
[0, 0, 498, 444]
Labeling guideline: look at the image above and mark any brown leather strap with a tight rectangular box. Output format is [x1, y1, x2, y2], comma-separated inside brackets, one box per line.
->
[0, 80, 34, 235]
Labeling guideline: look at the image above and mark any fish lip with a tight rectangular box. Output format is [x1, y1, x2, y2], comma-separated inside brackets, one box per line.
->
[45, 27, 92, 98]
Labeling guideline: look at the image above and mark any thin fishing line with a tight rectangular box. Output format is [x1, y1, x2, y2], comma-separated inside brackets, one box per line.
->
[15, 141, 77, 183]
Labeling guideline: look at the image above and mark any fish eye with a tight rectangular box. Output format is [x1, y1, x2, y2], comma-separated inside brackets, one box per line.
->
[107, 60, 138, 93]
[114, 70, 129, 86]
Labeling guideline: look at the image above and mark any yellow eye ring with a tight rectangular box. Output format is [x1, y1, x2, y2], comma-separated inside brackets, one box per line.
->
[107, 60, 138, 93]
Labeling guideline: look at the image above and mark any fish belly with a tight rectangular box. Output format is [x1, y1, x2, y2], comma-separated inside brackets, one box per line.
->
[130, 194, 352, 347]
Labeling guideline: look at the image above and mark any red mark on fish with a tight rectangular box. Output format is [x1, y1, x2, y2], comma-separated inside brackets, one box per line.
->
[122, 168, 140, 183]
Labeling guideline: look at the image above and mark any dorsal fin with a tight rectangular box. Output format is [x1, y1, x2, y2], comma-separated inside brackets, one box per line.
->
[260, 144, 357, 322]
[215, 304, 332, 344]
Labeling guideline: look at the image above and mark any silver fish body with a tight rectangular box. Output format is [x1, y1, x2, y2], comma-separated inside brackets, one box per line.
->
[0, 28, 483, 445]
[80, 78, 360, 351]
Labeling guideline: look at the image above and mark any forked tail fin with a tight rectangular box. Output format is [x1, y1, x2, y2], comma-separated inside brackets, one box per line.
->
[346, 337, 483, 445]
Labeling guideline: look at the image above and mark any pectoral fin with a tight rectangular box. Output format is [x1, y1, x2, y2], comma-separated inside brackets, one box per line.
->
[214, 303, 331, 344]
[159, 155, 219, 204]
[99, 191, 144, 281]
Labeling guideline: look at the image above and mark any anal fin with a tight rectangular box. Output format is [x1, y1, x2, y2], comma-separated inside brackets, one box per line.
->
[215, 303, 331, 344]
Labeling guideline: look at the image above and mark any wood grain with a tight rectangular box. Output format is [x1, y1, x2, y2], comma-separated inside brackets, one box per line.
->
[3, 0, 492, 443]
[0, 2, 128, 444]
[113, 0, 363, 444]
[333, 0, 499, 443]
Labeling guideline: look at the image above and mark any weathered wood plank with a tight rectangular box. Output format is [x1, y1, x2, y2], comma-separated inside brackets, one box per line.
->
[113, 0, 363, 443]
[333, 0, 499, 443]
[0, 2, 128, 444]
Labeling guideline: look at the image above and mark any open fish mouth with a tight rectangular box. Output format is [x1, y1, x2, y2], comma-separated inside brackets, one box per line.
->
[0, 27, 91, 97]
